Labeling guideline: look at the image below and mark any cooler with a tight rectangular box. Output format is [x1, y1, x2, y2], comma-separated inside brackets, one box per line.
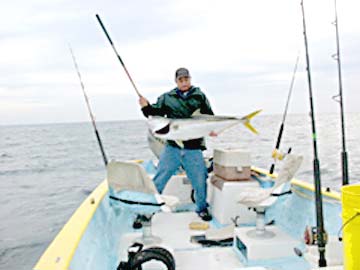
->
[213, 149, 251, 181]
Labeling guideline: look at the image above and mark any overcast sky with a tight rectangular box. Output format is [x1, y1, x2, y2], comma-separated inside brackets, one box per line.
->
[0, 0, 359, 125]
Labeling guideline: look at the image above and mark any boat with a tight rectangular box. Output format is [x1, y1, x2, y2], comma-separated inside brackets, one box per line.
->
[33, 147, 352, 270]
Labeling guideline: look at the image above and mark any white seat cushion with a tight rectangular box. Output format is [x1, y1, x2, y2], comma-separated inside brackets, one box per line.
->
[237, 155, 303, 207]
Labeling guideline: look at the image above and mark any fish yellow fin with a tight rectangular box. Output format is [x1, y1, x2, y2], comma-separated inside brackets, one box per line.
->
[245, 122, 259, 134]
[242, 109, 262, 134]
[243, 109, 262, 120]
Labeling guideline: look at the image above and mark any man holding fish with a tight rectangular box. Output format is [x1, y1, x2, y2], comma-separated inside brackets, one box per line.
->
[139, 67, 215, 221]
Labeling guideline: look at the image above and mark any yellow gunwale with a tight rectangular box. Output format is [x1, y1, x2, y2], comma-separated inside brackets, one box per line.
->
[34, 165, 341, 269]
[33, 180, 109, 270]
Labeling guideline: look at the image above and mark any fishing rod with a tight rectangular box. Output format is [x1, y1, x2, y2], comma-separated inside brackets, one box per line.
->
[331, 0, 349, 186]
[300, 0, 327, 267]
[69, 45, 108, 167]
[269, 52, 300, 174]
[95, 14, 142, 98]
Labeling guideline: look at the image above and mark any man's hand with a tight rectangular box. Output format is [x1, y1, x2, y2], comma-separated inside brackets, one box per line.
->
[139, 96, 149, 108]
[209, 131, 218, 137]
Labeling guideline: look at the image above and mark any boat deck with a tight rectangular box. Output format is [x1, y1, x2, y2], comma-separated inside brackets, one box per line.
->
[119, 211, 314, 270]
[120, 212, 244, 269]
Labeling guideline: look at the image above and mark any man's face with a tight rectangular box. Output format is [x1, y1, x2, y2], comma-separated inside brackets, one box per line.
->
[176, 76, 191, 91]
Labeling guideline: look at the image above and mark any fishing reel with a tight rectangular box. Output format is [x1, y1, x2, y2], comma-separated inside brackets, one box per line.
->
[271, 147, 292, 161]
[304, 226, 328, 246]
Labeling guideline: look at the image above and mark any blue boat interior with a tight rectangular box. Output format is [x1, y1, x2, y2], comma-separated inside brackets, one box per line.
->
[68, 160, 342, 270]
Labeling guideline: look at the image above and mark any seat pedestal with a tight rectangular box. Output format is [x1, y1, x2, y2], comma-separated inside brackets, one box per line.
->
[134, 214, 162, 245]
[246, 207, 275, 239]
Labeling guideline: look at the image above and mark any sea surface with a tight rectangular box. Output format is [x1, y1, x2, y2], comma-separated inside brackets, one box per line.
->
[0, 113, 359, 270]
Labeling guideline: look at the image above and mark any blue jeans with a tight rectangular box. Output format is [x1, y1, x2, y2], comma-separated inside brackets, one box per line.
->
[153, 145, 208, 213]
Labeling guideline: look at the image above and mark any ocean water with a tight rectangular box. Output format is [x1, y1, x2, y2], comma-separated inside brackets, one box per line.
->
[0, 113, 359, 270]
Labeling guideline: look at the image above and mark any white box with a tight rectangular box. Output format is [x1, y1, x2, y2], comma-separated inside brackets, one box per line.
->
[234, 226, 300, 262]
[213, 149, 251, 167]
[209, 176, 257, 225]
[162, 175, 193, 204]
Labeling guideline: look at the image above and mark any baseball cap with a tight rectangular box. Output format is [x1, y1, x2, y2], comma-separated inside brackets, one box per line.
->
[175, 67, 191, 80]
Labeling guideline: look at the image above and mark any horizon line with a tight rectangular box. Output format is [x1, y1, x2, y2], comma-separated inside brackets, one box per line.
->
[1, 111, 359, 127]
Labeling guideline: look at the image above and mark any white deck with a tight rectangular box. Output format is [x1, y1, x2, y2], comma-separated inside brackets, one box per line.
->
[118, 212, 343, 270]
[119, 212, 247, 269]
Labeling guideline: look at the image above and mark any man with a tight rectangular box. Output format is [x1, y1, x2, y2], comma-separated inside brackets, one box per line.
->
[139, 67, 215, 221]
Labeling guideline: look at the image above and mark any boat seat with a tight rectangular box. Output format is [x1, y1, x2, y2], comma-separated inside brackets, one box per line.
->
[106, 160, 180, 244]
[237, 154, 303, 238]
[107, 160, 179, 212]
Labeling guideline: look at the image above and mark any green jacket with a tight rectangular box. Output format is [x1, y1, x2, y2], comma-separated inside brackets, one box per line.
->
[142, 86, 214, 150]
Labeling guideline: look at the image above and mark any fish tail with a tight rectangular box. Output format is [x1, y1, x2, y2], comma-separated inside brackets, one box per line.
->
[242, 110, 262, 134]
[243, 109, 262, 120]
[244, 122, 259, 134]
